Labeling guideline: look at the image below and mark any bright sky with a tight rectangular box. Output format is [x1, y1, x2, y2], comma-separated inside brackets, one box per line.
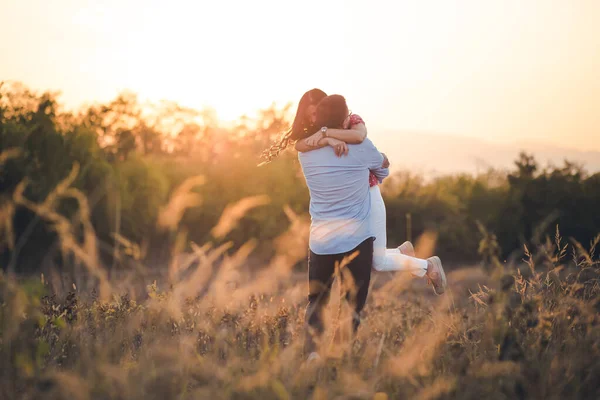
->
[1, 0, 599, 151]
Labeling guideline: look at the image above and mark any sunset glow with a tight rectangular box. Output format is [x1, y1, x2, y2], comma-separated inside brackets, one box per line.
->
[1, 0, 599, 150]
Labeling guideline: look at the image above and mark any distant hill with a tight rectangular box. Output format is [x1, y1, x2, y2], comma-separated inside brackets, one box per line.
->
[376, 131, 600, 177]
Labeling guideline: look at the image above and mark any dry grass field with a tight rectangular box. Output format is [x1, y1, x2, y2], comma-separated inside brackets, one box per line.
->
[1, 171, 599, 399]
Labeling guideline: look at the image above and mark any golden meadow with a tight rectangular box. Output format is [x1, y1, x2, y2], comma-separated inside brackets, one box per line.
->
[1, 82, 599, 399]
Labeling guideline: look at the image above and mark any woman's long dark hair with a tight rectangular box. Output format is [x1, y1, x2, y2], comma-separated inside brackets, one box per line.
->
[258, 88, 326, 165]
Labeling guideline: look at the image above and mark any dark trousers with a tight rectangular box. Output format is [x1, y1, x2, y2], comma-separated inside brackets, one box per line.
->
[304, 237, 374, 354]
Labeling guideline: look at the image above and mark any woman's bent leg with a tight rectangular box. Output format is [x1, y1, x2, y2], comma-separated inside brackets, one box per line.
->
[369, 186, 427, 277]
[375, 251, 428, 277]
[370, 185, 388, 270]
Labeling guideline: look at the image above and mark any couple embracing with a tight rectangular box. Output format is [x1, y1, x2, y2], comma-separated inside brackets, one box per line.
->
[261, 89, 447, 361]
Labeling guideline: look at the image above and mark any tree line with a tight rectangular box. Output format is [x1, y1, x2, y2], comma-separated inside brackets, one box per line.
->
[1, 82, 598, 276]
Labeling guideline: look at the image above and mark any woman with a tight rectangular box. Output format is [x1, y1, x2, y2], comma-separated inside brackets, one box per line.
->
[259, 88, 372, 165]
[259, 89, 348, 164]
[260, 90, 446, 295]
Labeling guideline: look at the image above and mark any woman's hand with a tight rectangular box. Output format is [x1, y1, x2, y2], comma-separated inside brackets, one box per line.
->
[304, 131, 324, 147]
[326, 138, 349, 157]
[381, 153, 390, 168]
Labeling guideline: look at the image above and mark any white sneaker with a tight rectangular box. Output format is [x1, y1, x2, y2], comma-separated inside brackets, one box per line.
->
[426, 256, 447, 295]
[306, 352, 321, 363]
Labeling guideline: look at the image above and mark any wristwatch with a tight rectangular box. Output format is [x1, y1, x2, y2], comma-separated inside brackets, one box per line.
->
[320, 126, 328, 138]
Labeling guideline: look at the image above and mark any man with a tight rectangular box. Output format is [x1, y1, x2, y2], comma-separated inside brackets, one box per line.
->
[298, 119, 390, 360]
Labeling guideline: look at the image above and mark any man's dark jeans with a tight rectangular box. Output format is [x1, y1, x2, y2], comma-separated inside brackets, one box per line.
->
[304, 237, 374, 355]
